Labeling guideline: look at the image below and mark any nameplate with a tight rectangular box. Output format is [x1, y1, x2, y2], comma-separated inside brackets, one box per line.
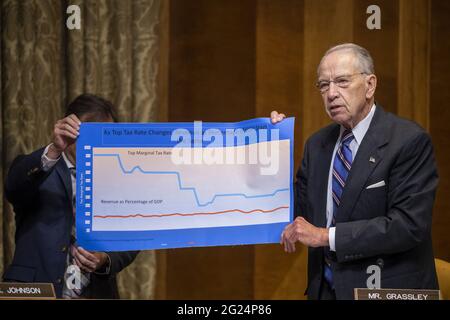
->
[0, 282, 56, 299]
[354, 288, 441, 300]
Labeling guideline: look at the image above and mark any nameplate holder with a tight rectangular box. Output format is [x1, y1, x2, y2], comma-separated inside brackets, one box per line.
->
[0, 282, 56, 299]
[354, 288, 441, 300]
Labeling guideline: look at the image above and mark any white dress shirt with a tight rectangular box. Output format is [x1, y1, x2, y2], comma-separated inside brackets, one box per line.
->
[327, 104, 376, 251]
[41, 144, 76, 198]
[41, 145, 110, 298]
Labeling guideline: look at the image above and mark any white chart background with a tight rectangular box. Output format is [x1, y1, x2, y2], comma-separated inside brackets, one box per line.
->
[91, 140, 290, 231]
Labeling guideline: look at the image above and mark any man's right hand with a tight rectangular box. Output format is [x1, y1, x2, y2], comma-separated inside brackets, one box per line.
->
[46, 114, 81, 159]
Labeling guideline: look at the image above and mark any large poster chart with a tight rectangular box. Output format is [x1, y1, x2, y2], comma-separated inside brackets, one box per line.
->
[76, 117, 294, 251]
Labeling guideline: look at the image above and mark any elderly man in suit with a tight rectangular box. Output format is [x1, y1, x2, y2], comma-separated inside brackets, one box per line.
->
[274, 43, 439, 299]
[3, 94, 138, 298]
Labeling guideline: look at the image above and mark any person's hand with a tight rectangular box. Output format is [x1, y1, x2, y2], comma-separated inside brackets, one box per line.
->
[280, 217, 329, 252]
[46, 114, 81, 159]
[70, 246, 109, 273]
[270, 110, 286, 124]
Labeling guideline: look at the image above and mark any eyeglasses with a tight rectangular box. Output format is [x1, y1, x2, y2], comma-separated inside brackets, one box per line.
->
[316, 72, 366, 93]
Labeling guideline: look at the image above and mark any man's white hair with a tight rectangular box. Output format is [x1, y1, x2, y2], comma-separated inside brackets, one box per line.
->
[317, 43, 375, 75]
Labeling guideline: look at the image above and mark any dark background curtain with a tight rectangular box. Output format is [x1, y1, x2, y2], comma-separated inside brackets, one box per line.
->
[0, 0, 161, 299]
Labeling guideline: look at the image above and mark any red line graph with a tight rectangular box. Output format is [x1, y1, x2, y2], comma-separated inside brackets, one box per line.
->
[94, 206, 289, 219]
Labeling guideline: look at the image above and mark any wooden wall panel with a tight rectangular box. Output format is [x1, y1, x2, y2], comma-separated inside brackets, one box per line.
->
[430, 0, 450, 261]
[255, 0, 303, 166]
[397, 0, 430, 129]
[168, 0, 256, 122]
[353, 0, 399, 114]
[166, 246, 255, 299]
[254, 0, 306, 299]
[302, 0, 354, 141]
[165, 0, 256, 299]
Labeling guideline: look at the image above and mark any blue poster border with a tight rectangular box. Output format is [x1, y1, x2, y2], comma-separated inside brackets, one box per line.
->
[76, 117, 295, 251]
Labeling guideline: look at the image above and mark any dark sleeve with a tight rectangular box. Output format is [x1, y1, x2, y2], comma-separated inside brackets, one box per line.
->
[294, 140, 309, 220]
[5, 147, 51, 208]
[335, 131, 438, 263]
[107, 251, 140, 276]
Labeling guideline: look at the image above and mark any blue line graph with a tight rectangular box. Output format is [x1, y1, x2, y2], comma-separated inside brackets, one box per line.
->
[94, 153, 289, 207]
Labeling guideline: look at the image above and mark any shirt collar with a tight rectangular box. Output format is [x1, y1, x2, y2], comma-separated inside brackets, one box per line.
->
[340, 103, 376, 145]
[62, 152, 75, 169]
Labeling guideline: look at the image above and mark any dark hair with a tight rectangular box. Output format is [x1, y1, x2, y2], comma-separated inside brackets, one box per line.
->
[65, 93, 118, 122]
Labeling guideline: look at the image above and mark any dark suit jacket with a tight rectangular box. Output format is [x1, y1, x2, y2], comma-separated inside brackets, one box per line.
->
[3, 147, 139, 298]
[295, 106, 439, 300]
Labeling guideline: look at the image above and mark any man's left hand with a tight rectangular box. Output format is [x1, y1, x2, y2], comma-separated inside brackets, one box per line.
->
[71, 246, 109, 273]
[270, 111, 286, 124]
[280, 217, 329, 252]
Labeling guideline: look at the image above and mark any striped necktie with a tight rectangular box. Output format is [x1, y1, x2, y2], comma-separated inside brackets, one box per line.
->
[324, 129, 354, 289]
